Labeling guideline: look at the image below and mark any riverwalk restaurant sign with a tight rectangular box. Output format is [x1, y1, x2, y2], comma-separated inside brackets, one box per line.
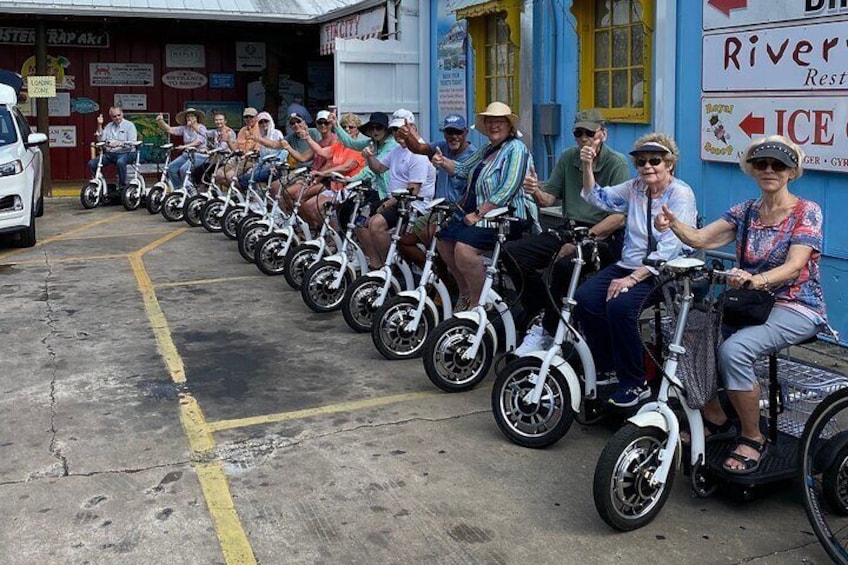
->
[0, 26, 109, 48]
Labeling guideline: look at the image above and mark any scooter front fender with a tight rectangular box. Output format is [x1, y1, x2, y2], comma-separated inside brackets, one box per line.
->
[627, 410, 669, 433]
[453, 311, 499, 353]
[521, 352, 582, 413]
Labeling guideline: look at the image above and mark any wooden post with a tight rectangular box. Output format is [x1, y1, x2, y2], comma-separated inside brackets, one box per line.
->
[35, 21, 52, 197]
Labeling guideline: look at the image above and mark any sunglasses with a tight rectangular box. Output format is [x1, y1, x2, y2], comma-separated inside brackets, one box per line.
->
[259, 119, 270, 124]
[635, 157, 664, 168]
[443, 128, 464, 136]
[751, 158, 789, 172]
[288, 120, 302, 126]
[368, 124, 386, 131]
[573, 128, 596, 138]
[342, 124, 358, 130]
[316, 120, 330, 126]
[243, 115, 256, 119]
[389, 127, 401, 135]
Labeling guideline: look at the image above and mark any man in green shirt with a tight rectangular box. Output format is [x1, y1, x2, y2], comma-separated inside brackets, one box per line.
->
[506, 109, 631, 355]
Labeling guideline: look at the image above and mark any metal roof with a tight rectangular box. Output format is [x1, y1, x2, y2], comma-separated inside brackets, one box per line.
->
[0, 0, 372, 23]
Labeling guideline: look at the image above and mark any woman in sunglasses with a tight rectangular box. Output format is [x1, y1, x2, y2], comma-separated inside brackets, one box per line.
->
[654, 135, 827, 475]
[573, 132, 698, 408]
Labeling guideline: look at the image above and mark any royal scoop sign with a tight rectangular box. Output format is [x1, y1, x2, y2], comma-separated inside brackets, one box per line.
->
[700, 95, 848, 173]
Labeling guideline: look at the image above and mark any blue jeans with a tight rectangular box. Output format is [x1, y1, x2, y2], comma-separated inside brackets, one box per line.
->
[237, 163, 272, 189]
[88, 151, 137, 187]
[574, 264, 655, 389]
[168, 153, 207, 189]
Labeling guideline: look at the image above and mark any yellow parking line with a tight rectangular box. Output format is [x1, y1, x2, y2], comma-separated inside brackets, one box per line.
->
[0, 214, 120, 260]
[60, 230, 176, 241]
[208, 392, 441, 432]
[129, 233, 256, 565]
[5, 253, 128, 266]
[156, 275, 258, 289]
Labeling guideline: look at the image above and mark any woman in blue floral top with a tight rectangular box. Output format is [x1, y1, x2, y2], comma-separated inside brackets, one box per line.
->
[656, 135, 828, 475]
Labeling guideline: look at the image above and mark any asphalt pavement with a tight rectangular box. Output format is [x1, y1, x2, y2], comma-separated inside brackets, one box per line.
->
[0, 197, 842, 564]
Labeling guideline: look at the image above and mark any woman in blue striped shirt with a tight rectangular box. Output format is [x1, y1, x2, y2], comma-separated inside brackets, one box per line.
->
[432, 102, 537, 310]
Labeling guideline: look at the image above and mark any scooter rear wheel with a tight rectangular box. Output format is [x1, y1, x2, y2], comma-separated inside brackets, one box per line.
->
[423, 317, 493, 392]
[593, 423, 674, 531]
[801, 387, 848, 564]
[80, 182, 100, 209]
[372, 295, 436, 360]
[491, 357, 574, 448]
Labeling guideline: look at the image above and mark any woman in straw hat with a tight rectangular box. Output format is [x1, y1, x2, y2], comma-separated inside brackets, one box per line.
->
[155, 107, 209, 189]
[432, 101, 537, 310]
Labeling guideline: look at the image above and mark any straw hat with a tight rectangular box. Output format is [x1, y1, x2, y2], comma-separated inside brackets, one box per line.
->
[475, 101, 519, 134]
[175, 107, 205, 125]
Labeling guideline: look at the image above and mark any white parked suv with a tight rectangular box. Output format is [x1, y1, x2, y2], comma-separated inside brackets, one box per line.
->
[0, 71, 48, 247]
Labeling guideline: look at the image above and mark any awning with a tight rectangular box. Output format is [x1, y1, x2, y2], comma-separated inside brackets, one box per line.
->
[0, 0, 370, 23]
[319, 4, 386, 56]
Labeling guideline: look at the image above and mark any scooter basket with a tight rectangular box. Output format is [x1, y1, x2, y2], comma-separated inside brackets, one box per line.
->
[755, 358, 848, 438]
[674, 308, 722, 409]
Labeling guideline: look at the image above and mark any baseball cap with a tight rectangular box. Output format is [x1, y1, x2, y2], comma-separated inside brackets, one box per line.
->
[440, 114, 467, 131]
[388, 108, 415, 129]
[242, 107, 258, 117]
[573, 109, 605, 132]
[316, 110, 332, 122]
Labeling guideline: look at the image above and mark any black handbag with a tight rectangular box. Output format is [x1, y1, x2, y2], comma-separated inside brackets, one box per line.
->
[720, 202, 775, 328]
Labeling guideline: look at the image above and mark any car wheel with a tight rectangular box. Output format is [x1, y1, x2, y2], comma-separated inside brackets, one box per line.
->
[35, 195, 44, 218]
[17, 204, 36, 248]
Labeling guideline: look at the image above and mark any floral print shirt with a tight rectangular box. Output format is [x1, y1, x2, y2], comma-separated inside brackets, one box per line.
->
[722, 198, 826, 324]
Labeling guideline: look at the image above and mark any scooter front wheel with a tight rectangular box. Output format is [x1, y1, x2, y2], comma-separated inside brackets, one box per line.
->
[80, 182, 100, 209]
[122, 183, 142, 211]
[146, 187, 165, 214]
[283, 243, 322, 290]
[200, 200, 225, 232]
[221, 207, 246, 240]
[491, 357, 574, 448]
[238, 223, 268, 263]
[254, 233, 290, 276]
[423, 317, 493, 392]
[342, 275, 391, 333]
[593, 423, 674, 531]
[301, 261, 351, 313]
[372, 295, 436, 360]
[184, 194, 206, 227]
[161, 192, 186, 222]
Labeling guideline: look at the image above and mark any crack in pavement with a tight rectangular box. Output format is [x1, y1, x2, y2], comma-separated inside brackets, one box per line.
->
[41, 249, 69, 479]
[214, 409, 491, 470]
[735, 536, 823, 563]
[0, 460, 192, 487]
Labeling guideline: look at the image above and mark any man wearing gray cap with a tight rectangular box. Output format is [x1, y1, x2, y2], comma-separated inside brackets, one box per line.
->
[505, 108, 631, 355]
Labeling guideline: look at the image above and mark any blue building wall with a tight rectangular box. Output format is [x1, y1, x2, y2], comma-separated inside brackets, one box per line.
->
[428, 0, 846, 344]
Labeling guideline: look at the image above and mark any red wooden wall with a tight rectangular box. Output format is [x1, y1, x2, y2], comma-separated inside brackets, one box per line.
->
[0, 17, 319, 181]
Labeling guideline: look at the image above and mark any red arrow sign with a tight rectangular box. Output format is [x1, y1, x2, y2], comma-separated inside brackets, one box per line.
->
[708, 0, 748, 17]
[739, 112, 765, 137]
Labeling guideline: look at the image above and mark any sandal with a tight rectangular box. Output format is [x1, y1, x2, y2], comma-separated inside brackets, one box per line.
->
[680, 417, 736, 447]
[722, 436, 769, 475]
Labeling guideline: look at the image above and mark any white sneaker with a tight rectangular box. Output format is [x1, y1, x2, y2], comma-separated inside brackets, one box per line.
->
[515, 323, 555, 356]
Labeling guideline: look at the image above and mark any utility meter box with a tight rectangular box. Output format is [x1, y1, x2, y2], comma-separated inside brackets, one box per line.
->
[537, 104, 561, 136]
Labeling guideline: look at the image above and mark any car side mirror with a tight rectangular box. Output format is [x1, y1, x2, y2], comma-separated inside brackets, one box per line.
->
[25, 132, 48, 147]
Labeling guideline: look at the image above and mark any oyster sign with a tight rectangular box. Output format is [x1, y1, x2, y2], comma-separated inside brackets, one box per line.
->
[161, 70, 207, 89]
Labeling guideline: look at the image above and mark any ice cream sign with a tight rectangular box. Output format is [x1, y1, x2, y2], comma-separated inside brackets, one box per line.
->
[701, 95, 848, 173]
